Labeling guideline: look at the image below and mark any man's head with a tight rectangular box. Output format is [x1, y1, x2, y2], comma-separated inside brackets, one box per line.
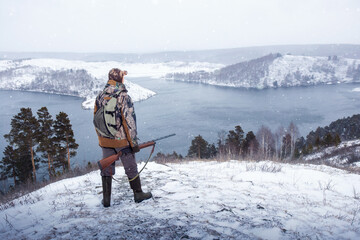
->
[108, 68, 128, 83]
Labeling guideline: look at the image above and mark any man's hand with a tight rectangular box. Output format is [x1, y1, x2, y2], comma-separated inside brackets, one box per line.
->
[132, 145, 140, 153]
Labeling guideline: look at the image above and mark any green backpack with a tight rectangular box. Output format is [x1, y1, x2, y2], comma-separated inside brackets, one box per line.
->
[93, 91, 122, 139]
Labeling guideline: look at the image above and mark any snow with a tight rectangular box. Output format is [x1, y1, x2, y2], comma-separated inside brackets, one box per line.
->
[171, 54, 360, 89]
[353, 88, 360, 92]
[304, 139, 360, 166]
[20, 59, 223, 79]
[0, 59, 222, 109]
[266, 55, 356, 86]
[1, 160, 359, 239]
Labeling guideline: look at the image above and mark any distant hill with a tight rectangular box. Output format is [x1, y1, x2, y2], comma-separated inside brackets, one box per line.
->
[0, 58, 157, 109]
[1, 44, 360, 65]
[166, 53, 360, 89]
[0, 58, 222, 108]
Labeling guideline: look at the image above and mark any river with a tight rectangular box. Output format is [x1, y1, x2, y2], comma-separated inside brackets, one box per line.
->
[1, 79, 360, 170]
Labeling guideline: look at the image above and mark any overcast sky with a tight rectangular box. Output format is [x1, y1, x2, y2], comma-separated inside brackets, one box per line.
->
[1, 0, 360, 53]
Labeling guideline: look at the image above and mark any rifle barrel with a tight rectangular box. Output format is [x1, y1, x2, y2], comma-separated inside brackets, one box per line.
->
[150, 133, 176, 143]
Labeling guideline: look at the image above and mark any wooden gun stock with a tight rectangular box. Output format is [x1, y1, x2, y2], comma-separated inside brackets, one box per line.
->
[97, 141, 155, 171]
[97, 134, 175, 171]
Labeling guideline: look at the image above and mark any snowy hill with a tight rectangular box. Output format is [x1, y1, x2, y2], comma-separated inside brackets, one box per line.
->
[1, 161, 359, 239]
[166, 54, 360, 89]
[303, 139, 360, 168]
[0, 59, 223, 109]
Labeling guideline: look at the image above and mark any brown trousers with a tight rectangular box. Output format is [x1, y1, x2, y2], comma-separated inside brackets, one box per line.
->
[100, 147, 138, 178]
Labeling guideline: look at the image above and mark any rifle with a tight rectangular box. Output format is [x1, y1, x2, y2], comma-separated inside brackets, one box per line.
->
[97, 133, 176, 171]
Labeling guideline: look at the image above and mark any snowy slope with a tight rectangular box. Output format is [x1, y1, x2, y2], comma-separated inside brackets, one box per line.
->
[303, 139, 360, 167]
[0, 161, 359, 239]
[0, 59, 223, 109]
[167, 54, 360, 89]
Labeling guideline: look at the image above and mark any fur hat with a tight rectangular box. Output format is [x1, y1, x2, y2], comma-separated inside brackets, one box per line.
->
[108, 68, 127, 82]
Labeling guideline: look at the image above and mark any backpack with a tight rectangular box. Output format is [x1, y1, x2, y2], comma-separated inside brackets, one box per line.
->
[93, 91, 123, 139]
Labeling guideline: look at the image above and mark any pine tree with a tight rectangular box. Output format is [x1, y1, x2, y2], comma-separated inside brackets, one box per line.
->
[187, 135, 210, 159]
[307, 143, 313, 153]
[323, 133, 333, 147]
[225, 125, 244, 156]
[207, 144, 217, 158]
[53, 112, 78, 172]
[0, 146, 19, 186]
[36, 107, 55, 178]
[315, 136, 321, 149]
[242, 131, 259, 158]
[4, 108, 40, 182]
[334, 134, 341, 146]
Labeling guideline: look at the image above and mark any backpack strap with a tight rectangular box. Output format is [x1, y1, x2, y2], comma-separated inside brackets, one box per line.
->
[111, 89, 134, 148]
[119, 96, 135, 149]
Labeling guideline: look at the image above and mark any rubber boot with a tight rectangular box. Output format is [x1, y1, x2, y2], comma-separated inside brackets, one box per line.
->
[102, 176, 112, 207]
[129, 176, 152, 203]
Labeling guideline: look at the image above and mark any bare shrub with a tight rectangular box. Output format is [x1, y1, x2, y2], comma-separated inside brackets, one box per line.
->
[246, 162, 282, 173]
[318, 179, 335, 191]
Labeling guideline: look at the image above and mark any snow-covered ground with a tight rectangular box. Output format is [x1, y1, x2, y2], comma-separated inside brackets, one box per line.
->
[303, 139, 360, 167]
[0, 59, 223, 109]
[1, 161, 359, 239]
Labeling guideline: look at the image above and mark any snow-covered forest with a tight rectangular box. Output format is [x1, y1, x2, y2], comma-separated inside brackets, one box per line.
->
[166, 54, 360, 88]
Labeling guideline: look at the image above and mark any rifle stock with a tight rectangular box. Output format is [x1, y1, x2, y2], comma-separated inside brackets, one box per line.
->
[97, 141, 155, 171]
[97, 134, 175, 171]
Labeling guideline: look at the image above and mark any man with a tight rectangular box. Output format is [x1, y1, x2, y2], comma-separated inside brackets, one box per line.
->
[94, 68, 152, 207]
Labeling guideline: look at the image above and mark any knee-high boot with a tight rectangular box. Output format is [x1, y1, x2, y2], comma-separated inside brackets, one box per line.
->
[129, 176, 152, 203]
[102, 176, 112, 207]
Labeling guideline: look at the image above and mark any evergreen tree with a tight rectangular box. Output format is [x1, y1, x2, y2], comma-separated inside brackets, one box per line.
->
[187, 135, 210, 159]
[307, 143, 313, 153]
[242, 131, 259, 158]
[207, 144, 217, 158]
[0, 146, 19, 186]
[323, 133, 333, 147]
[334, 134, 341, 146]
[301, 145, 308, 155]
[225, 125, 244, 156]
[53, 112, 78, 172]
[36, 107, 55, 178]
[4, 108, 40, 182]
[315, 136, 321, 149]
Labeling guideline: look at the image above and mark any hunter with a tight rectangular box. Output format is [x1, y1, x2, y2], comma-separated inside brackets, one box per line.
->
[94, 68, 152, 207]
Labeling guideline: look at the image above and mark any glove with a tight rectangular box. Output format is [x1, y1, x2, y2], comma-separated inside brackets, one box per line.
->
[132, 145, 140, 153]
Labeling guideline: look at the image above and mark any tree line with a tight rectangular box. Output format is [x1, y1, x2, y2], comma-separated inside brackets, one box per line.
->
[1, 107, 78, 188]
[155, 114, 359, 162]
[186, 123, 304, 160]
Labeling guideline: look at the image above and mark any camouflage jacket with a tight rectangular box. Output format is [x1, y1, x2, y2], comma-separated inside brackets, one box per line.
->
[94, 80, 138, 148]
